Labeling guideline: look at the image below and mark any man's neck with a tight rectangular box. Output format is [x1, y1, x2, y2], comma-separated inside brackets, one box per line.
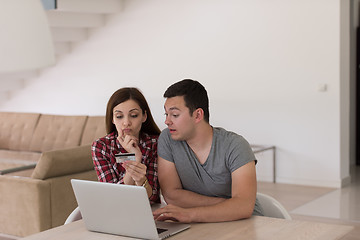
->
[186, 123, 213, 164]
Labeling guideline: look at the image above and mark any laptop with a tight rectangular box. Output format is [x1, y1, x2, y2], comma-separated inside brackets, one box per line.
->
[71, 179, 190, 239]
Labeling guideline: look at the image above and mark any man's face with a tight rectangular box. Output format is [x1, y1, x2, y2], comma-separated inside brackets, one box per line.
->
[164, 96, 196, 141]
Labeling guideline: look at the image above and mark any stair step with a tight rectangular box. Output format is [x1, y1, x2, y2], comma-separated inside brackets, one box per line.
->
[46, 11, 104, 28]
[54, 42, 72, 55]
[0, 79, 24, 92]
[0, 92, 9, 102]
[0, 71, 37, 82]
[0, 0, 123, 102]
[56, 0, 123, 13]
[51, 28, 88, 42]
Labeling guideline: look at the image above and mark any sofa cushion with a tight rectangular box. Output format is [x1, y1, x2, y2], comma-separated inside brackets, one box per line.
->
[31, 145, 94, 180]
[0, 149, 41, 162]
[80, 116, 106, 146]
[0, 112, 40, 151]
[29, 115, 87, 152]
[0, 150, 41, 177]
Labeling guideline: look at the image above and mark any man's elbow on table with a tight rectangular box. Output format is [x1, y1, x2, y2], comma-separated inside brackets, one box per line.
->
[230, 197, 255, 220]
[241, 207, 254, 219]
[225, 207, 253, 221]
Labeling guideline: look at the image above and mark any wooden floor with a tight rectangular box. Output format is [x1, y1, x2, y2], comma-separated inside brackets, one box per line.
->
[1, 179, 359, 240]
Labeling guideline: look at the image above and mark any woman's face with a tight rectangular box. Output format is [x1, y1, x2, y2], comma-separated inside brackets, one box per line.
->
[112, 99, 147, 139]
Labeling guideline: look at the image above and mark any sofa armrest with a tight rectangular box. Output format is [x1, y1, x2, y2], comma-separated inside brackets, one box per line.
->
[48, 171, 98, 227]
[31, 145, 93, 180]
[0, 176, 51, 237]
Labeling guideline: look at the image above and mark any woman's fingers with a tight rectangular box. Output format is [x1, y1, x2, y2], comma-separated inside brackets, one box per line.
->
[122, 161, 147, 183]
[118, 134, 140, 153]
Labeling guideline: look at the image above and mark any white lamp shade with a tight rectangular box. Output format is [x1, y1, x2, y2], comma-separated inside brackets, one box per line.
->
[0, 0, 55, 73]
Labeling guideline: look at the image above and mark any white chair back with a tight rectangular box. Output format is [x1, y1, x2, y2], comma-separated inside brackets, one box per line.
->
[64, 206, 82, 224]
[257, 192, 292, 220]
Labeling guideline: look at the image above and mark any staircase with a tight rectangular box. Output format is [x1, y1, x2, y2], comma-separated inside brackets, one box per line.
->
[0, 0, 123, 102]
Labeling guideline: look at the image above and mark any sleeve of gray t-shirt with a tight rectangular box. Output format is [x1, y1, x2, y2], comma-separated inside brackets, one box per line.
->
[158, 128, 174, 162]
[223, 131, 256, 173]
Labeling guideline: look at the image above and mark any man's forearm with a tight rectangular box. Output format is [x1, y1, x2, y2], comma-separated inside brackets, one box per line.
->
[190, 196, 254, 222]
[163, 188, 225, 208]
[153, 195, 255, 223]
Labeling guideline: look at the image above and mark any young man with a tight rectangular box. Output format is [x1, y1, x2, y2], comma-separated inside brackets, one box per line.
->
[153, 79, 263, 223]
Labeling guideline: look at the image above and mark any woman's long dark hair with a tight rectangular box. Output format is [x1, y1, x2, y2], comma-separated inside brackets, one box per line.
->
[105, 88, 161, 136]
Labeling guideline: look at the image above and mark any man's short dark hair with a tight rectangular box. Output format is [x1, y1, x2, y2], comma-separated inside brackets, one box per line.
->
[164, 79, 210, 123]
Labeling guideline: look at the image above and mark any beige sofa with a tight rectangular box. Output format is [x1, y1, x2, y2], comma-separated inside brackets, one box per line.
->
[0, 112, 106, 237]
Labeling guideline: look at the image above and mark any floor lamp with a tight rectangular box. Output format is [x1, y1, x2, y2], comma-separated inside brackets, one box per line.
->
[0, 0, 55, 73]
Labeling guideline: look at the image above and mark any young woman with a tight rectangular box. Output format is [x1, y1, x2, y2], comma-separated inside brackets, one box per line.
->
[92, 87, 161, 204]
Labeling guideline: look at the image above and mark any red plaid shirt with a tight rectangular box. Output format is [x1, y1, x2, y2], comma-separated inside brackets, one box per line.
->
[92, 131, 160, 204]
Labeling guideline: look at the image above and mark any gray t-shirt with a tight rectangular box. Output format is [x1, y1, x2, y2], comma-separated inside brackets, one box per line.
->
[158, 127, 263, 216]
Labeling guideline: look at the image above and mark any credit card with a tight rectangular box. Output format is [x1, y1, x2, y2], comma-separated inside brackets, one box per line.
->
[115, 153, 136, 163]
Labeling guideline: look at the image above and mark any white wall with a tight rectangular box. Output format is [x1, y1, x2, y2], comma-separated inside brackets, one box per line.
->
[0, 0, 350, 187]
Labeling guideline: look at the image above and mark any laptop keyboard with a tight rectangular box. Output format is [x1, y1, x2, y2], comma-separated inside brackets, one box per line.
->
[157, 228, 167, 234]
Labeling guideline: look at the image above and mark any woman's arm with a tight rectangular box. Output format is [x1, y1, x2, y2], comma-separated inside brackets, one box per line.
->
[120, 136, 160, 204]
[91, 140, 124, 183]
[145, 154, 160, 204]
